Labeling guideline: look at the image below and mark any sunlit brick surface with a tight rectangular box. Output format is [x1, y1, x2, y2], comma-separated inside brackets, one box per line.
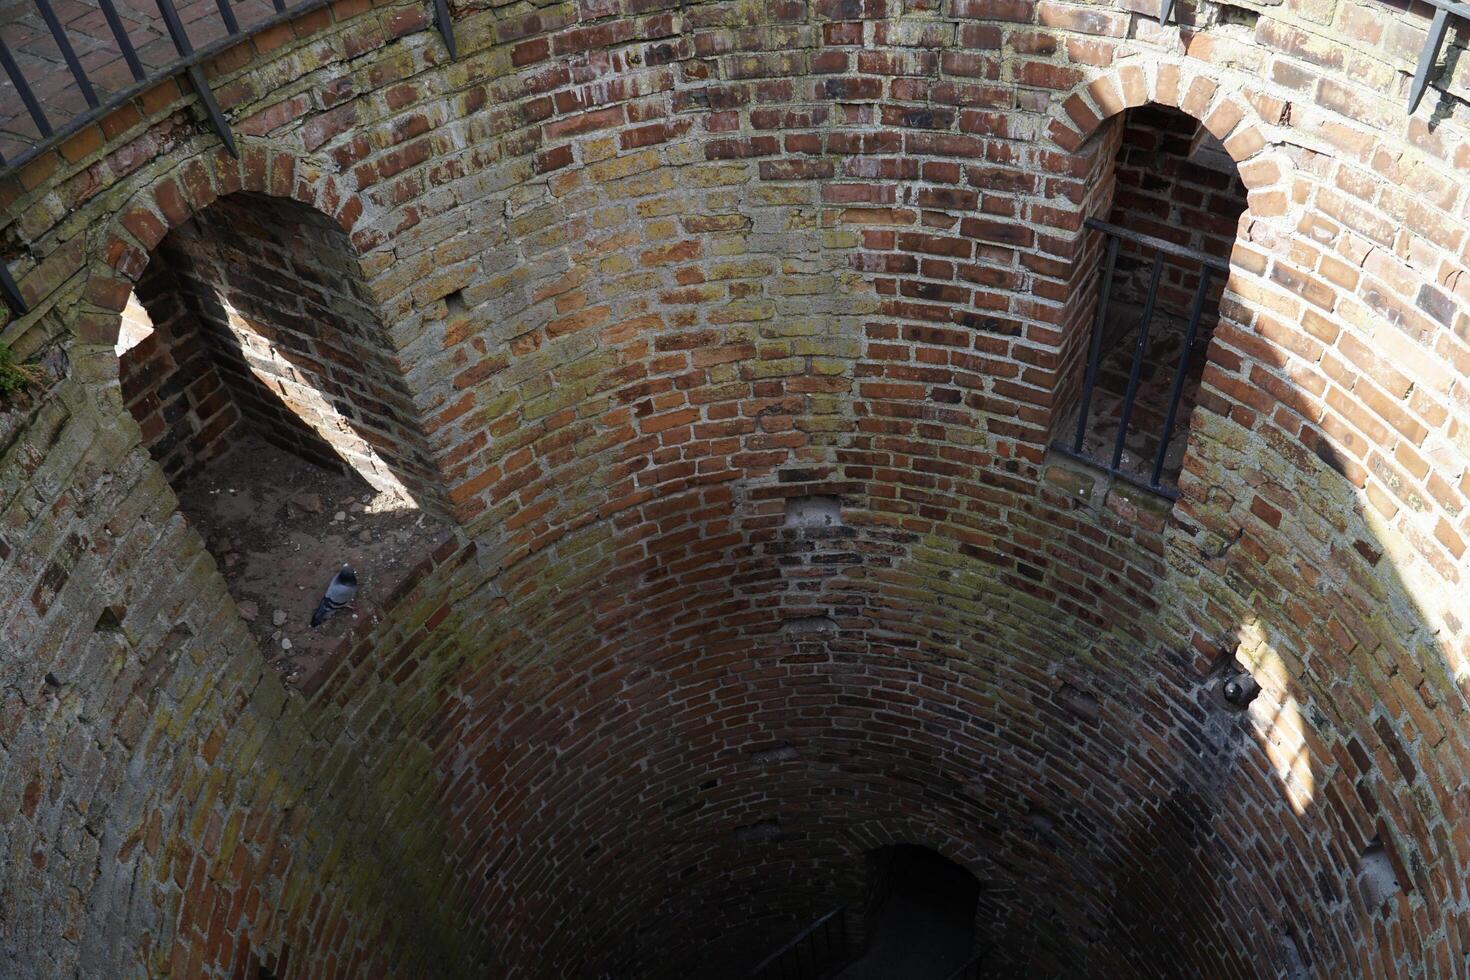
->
[2, 0, 1469, 977]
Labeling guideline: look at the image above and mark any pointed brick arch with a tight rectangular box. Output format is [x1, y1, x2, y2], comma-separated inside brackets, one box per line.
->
[1030, 59, 1299, 499]
[77, 142, 367, 356]
[1047, 59, 1292, 222]
[70, 139, 457, 522]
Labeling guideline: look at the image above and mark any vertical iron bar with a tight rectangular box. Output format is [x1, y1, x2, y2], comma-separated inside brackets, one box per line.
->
[431, 0, 457, 57]
[213, 0, 241, 35]
[0, 37, 53, 136]
[33, 0, 99, 107]
[156, 0, 238, 157]
[0, 259, 28, 315]
[186, 64, 238, 156]
[272, 0, 286, 11]
[1072, 234, 1120, 454]
[1408, 5, 1451, 114]
[1149, 267, 1215, 488]
[97, 0, 147, 81]
[1109, 250, 1165, 471]
[153, 0, 194, 55]
[1158, 0, 1177, 23]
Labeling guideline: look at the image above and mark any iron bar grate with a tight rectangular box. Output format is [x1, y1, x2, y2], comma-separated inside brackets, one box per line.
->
[1053, 217, 1231, 501]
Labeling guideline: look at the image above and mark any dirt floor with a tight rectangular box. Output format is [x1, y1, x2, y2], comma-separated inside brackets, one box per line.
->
[174, 434, 450, 692]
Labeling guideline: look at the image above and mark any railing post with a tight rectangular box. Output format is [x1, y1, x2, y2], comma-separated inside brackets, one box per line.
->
[97, 0, 148, 81]
[0, 260, 27, 316]
[154, 0, 239, 157]
[34, 0, 100, 108]
[431, 0, 458, 57]
[1408, 5, 1451, 113]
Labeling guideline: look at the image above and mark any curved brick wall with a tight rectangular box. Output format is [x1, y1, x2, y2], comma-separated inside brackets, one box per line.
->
[3, 0, 1469, 977]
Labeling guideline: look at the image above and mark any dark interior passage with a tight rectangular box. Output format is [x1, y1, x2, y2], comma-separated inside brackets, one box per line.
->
[838, 846, 980, 980]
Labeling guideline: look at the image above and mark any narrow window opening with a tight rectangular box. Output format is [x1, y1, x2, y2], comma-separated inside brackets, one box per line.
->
[118, 192, 450, 691]
[1054, 105, 1249, 497]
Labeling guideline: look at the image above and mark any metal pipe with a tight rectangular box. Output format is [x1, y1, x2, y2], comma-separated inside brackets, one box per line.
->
[431, 0, 457, 57]
[1109, 250, 1164, 471]
[1149, 267, 1216, 488]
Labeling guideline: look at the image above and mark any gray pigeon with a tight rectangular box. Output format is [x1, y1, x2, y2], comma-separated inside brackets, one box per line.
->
[311, 564, 357, 627]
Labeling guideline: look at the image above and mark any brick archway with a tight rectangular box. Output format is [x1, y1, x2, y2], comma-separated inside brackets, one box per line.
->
[72, 142, 365, 359]
[1048, 58, 1292, 215]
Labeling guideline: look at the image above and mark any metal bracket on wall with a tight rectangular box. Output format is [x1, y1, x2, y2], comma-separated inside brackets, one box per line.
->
[432, 0, 458, 58]
[0, 260, 27, 317]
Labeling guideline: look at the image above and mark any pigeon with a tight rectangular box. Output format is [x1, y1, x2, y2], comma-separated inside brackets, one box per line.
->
[310, 564, 357, 627]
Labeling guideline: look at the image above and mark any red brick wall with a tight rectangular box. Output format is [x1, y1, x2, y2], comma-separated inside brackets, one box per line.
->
[156, 192, 446, 508]
[2, 1, 1469, 979]
[119, 260, 240, 481]
[1107, 103, 1250, 319]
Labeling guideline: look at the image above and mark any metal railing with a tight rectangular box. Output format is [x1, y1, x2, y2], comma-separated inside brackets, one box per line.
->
[744, 906, 853, 980]
[0, 0, 456, 173]
[0, 0, 458, 314]
[1051, 217, 1230, 500]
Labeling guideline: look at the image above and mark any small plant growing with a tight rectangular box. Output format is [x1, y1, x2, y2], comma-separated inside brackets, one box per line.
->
[0, 342, 42, 400]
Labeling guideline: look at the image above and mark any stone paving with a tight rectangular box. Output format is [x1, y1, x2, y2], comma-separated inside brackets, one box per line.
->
[0, 0, 279, 163]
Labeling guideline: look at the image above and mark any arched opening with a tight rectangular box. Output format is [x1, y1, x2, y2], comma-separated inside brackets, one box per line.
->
[849, 845, 981, 978]
[1053, 104, 1250, 496]
[742, 844, 981, 980]
[116, 191, 451, 688]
